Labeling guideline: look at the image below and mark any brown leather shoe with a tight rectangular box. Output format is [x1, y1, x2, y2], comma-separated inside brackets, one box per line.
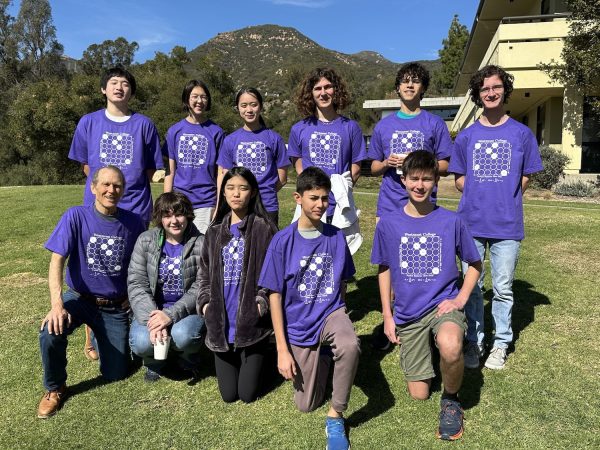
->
[37, 385, 67, 419]
[84, 325, 99, 361]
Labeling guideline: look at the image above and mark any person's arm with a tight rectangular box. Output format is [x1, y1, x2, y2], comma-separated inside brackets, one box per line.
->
[214, 166, 228, 216]
[41, 253, 71, 335]
[436, 260, 482, 317]
[196, 231, 213, 316]
[164, 159, 176, 193]
[351, 163, 362, 185]
[269, 291, 297, 380]
[292, 157, 303, 175]
[82, 164, 89, 176]
[276, 167, 288, 192]
[378, 265, 399, 344]
[454, 174, 465, 193]
[437, 158, 449, 177]
[127, 234, 158, 325]
[521, 175, 531, 193]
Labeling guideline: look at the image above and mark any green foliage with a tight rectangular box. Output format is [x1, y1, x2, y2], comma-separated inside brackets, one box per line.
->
[553, 180, 596, 197]
[431, 15, 469, 95]
[81, 37, 139, 75]
[530, 145, 570, 189]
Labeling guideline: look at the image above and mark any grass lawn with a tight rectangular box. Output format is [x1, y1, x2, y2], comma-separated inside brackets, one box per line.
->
[0, 182, 599, 449]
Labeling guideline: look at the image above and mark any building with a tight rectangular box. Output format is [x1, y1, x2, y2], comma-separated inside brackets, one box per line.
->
[451, 0, 599, 174]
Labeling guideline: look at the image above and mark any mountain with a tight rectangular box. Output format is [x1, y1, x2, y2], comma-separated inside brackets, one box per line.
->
[187, 24, 437, 97]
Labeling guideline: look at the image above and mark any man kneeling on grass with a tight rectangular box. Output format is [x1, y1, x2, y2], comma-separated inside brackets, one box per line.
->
[37, 166, 145, 418]
[371, 151, 482, 440]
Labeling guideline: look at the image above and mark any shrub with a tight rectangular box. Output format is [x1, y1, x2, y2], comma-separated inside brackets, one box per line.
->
[553, 180, 596, 197]
[530, 145, 570, 189]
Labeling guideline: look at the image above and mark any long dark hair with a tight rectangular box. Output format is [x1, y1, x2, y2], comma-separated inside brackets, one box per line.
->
[213, 166, 270, 224]
[235, 87, 267, 128]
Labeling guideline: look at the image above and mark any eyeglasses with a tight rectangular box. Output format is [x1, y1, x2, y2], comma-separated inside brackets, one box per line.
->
[190, 95, 209, 101]
[479, 85, 504, 95]
[400, 77, 422, 85]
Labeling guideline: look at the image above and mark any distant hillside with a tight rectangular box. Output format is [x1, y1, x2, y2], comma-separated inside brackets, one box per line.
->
[187, 24, 438, 97]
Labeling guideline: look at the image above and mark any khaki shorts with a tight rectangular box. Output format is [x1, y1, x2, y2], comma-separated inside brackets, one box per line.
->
[396, 307, 466, 382]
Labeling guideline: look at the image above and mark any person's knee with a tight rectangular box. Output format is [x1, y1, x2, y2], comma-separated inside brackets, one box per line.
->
[407, 383, 430, 401]
[333, 333, 361, 360]
[294, 396, 318, 413]
[100, 361, 129, 382]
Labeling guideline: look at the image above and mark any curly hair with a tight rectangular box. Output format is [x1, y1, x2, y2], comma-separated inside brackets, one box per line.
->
[469, 65, 514, 108]
[152, 192, 195, 228]
[394, 62, 430, 94]
[295, 67, 350, 117]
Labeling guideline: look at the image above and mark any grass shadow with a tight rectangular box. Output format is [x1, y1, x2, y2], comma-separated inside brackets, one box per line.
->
[345, 275, 380, 322]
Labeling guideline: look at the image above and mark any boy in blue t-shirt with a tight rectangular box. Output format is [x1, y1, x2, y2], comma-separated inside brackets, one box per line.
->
[371, 151, 482, 441]
[259, 167, 359, 450]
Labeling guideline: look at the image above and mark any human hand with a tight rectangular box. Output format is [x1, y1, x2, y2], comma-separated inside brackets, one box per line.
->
[277, 350, 297, 380]
[436, 297, 466, 318]
[147, 309, 172, 332]
[150, 327, 168, 345]
[41, 305, 71, 335]
[387, 153, 407, 168]
[383, 315, 400, 345]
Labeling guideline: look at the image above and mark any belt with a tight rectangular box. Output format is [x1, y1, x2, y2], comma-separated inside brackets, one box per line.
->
[80, 293, 129, 309]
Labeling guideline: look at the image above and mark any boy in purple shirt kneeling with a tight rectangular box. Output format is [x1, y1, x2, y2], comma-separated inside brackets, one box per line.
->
[371, 151, 482, 441]
[259, 167, 360, 450]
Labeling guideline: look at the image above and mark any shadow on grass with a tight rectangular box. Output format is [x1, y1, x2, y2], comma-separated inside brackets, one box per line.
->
[345, 275, 380, 322]
[346, 328, 395, 427]
[483, 279, 551, 352]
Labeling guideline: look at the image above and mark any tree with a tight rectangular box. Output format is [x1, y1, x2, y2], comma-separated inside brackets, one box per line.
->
[541, 1, 600, 111]
[81, 37, 139, 75]
[431, 14, 469, 96]
[13, 0, 65, 80]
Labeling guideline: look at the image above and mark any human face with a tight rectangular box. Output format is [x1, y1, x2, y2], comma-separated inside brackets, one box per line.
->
[479, 75, 505, 111]
[402, 170, 437, 203]
[91, 168, 124, 215]
[397, 74, 424, 104]
[161, 211, 188, 242]
[312, 77, 335, 112]
[237, 93, 262, 128]
[295, 188, 329, 222]
[188, 86, 209, 117]
[223, 175, 253, 216]
[101, 76, 132, 106]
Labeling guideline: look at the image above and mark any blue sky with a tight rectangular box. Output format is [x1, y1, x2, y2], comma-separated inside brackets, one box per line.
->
[10, 0, 479, 63]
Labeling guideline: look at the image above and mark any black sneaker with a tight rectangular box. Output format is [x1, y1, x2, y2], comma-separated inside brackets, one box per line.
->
[437, 398, 464, 441]
[144, 368, 161, 382]
[371, 324, 391, 351]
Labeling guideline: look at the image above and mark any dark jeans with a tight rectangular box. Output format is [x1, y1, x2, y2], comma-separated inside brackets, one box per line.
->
[39, 289, 129, 391]
[213, 339, 268, 403]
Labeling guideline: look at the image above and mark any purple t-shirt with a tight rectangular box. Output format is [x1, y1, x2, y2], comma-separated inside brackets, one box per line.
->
[217, 127, 289, 212]
[288, 116, 367, 215]
[222, 222, 244, 344]
[45, 205, 145, 299]
[68, 109, 164, 223]
[370, 110, 453, 215]
[162, 119, 224, 209]
[371, 207, 480, 324]
[449, 118, 543, 240]
[157, 241, 184, 309]
[258, 222, 356, 346]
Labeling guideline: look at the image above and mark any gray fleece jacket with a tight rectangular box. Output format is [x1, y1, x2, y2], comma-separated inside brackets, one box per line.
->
[128, 223, 204, 325]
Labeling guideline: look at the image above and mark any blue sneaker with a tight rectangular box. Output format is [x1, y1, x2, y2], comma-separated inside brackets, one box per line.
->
[325, 416, 350, 450]
[144, 368, 161, 383]
[437, 399, 464, 441]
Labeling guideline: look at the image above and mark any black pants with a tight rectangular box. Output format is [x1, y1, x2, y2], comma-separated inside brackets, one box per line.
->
[214, 340, 268, 403]
[266, 210, 279, 229]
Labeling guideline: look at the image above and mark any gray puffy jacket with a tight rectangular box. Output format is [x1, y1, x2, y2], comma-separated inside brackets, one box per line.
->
[128, 224, 204, 325]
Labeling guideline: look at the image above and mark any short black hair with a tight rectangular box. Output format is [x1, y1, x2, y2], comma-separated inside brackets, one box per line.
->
[152, 192, 195, 228]
[101, 67, 137, 96]
[395, 62, 430, 93]
[468, 65, 514, 108]
[296, 166, 331, 195]
[182, 79, 212, 112]
[402, 150, 439, 179]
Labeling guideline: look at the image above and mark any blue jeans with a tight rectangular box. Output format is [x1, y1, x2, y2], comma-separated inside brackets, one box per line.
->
[39, 289, 130, 391]
[129, 314, 204, 373]
[462, 238, 521, 350]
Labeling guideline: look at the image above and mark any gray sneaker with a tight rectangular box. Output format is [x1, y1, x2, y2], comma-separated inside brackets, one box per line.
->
[484, 347, 507, 370]
[464, 342, 483, 369]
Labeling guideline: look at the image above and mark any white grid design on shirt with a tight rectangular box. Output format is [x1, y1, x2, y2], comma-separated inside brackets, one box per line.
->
[99, 132, 134, 167]
[472, 140, 512, 178]
[308, 132, 341, 169]
[235, 141, 268, 179]
[86, 234, 125, 275]
[399, 234, 442, 278]
[159, 255, 183, 293]
[298, 253, 335, 301]
[222, 236, 245, 285]
[389, 130, 424, 154]
[177, 133, 209, 167]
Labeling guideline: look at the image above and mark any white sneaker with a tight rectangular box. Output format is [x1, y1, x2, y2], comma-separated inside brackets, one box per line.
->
[484, 347, 507, 370]
[464, 342, 483, 369]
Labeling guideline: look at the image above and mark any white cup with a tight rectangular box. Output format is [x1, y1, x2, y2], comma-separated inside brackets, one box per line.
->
[153, 336, 171, 360]
[393, 153, 408, 175]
